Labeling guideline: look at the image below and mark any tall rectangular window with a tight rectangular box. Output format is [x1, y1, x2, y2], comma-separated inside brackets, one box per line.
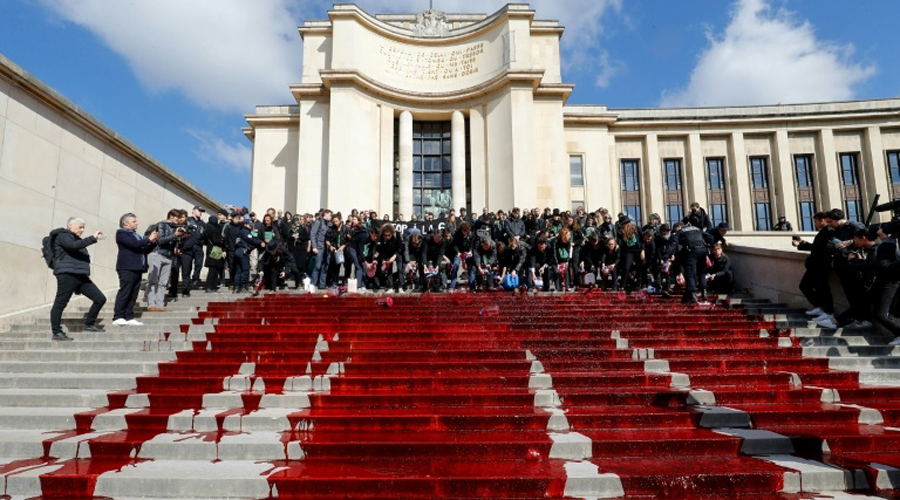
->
[793, 154, 816, 232]
[750, 157, 772, 231]
[798, 201, 816, 231]
[706, 158, 728, 227]
[621, 160, 642, 225]
[663, 159, 684, 224]
[663, 159, 683, 190]
[411, 121, 453, 218]
[839, 153, 862, 222]
[754, 203, 771, 231]
[570, 155, 584, 187]
[751, 157, 769, 189]
[888, 151, 900, 201]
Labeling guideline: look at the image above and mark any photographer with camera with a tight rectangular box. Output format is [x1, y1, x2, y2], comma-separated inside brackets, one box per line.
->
[793, 212, 837, 326]
[683, 202, 712, 232]
[146, 209, 190, 312]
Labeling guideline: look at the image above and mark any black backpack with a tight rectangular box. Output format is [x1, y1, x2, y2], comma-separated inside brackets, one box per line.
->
[41, 229, 63, 269]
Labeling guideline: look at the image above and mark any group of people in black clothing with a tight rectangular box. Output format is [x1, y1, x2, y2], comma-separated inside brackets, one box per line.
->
[192, 202, 735, 305]
[794, 208, 900, 340]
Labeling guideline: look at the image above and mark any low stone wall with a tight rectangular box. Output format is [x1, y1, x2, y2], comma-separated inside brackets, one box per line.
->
[727, 245, 848, 311]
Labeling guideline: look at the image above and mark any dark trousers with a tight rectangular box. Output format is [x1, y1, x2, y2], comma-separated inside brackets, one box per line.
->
[682, 248, 708, 295]
[205, 267, 222, 291]
[837, 268, 868, 323]
[620, 252, 639, 291]
[51, 274, 107, 334]
[799, 265, 834, 314]
[179, 252, 195, 293]
[168, 256, 180, 297]
[233, 249, 251, 289]
[192, 249, 204, 281]
[347, 248, 365, 285]
[113, 270, 142, 321]
[871, 282, 900, 336]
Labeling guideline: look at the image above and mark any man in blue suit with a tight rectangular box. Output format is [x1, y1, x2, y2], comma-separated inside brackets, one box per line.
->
[113, 213, 158, 326]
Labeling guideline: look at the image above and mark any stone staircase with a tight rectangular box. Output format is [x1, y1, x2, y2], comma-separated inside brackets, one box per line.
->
[1, 291, 900, 499]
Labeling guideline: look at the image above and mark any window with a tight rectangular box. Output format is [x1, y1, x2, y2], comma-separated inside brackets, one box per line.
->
[794, 155, 816, 232]
[889, 151, 900, 184]
[412, 121, 453, 218]
[666, 205, 683, 226]
[572, 201, 584, 213]
[794, 155, 813, 188]
[798, 201, 816, 232]
[620, 160, 642, 226]
[707, 158, 726, 190]
[709, 205, 728, 227]
[845, 200, 861, 222]
[623, 205, 642, 226]
[663, 159, 682, 190]
[750, 157, 769, 189]
[621, 160, 640, 192]
[706, 158, 728, 228]
[840, 153, 859, 186]
[754, 203, 771, 231]
[570, 156, 584, 187]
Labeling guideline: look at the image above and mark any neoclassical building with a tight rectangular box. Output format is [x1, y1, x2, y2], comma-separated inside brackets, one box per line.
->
[245, 3, 900, 231]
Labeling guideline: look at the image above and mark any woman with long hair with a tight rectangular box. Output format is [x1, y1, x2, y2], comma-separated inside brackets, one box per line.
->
[617, 215, 643, 291]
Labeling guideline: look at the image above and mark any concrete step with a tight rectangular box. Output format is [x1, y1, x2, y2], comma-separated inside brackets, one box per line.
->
[0, 361, 160, 374]
[0, 373, 137, 390]
[0, 340, 192, 351]
[802, 346, 900, 358]
[0, 350, 177, 362]
[0, 389, 113, 407]
[0, 332, 200, 342]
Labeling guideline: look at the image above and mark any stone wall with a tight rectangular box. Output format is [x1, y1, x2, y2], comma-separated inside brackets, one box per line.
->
[0, 55, 219, 322]
[727, 245, 848, 311]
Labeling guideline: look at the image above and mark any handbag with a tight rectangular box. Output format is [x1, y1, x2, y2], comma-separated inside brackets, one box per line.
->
[209, 246, 223, 260]
[334, 250, 345, 265]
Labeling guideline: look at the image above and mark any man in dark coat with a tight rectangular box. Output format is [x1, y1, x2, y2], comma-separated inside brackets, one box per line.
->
[113, 213, 158, 326]
[49, 217, 107, 341]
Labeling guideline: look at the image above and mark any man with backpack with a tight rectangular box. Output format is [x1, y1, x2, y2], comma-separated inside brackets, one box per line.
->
[46, 217, 107, 341]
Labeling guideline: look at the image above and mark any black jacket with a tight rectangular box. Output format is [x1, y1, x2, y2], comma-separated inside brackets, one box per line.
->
[503, 216, 527, 240]
[529, 244, 556, 272]
[204, 217, 227, 269]
[797, 226, 834, 269]
[115, 228, 156, 272]
[53, 229, 97, 276]
[424, 236, 447, 267]
[683, 208, 712, 232]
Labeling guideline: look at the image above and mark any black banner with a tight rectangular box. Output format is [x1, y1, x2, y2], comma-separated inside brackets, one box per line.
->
[390, 218, 449, 235]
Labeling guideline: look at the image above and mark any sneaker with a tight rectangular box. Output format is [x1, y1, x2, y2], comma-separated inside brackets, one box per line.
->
[83, 324, 105, 332]
[812, 312, 834, 322]
[817, 318, 838, 329]
[805, 307, 824, 317]
[112, 318, 129, 326]
[126, 319, 144, 326]
[847, 320, 873, 329]
[52, 332, 73, 341]
[147, 307, 167, 312]
[888, 337, 900, 346]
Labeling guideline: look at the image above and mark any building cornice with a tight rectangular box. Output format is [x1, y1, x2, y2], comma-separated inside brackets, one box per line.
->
[0, 53, 220, 210]
[293, 69, 556, 106]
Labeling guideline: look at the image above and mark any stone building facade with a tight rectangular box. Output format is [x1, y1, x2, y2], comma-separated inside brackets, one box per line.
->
[245, 3, 900, 230]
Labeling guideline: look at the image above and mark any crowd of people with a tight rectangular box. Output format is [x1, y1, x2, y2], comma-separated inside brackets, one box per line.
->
[44, 202, 742, 340]
[793, 208, 900, 342]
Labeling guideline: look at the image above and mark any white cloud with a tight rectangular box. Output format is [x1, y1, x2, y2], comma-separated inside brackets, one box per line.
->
[39, 0, 305, 113]
[188, 130, 252, 173]
[661, 0, 876, 107]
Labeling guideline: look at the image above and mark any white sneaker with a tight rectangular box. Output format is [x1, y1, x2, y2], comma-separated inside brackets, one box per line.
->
[126, 319, 144, 326]
[888, 337, 900, 346]
[817, 318, 838, 329]
[805, 307, 824, 317]
[852, 320, 873, 329]
[812, 312, 834, 323]
[112, 318, 129, 326]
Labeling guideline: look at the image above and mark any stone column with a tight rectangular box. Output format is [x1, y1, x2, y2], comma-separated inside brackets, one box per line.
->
[398, 110, 413, 218]
[451, 110, 467, 214]
[642, 133, 664, 223]
[815, 128, 842, 211]
[773, 128, 799, 227]
[863, 126, 890, 223]
[685, 133, 708, 209]
[727, 132, 754, 231]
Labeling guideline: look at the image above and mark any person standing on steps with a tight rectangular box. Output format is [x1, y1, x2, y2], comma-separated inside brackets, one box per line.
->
[793, 213, 836, 326]
[49, 217, 107, 341]
[146, 209, 189, 312]
[113, 213, 158, 327]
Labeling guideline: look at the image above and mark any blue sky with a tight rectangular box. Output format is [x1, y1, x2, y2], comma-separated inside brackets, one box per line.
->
[1, 0, 897, 208]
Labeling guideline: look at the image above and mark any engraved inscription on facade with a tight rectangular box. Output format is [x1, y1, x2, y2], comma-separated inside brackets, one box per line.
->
[379, 42, 485, 81]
